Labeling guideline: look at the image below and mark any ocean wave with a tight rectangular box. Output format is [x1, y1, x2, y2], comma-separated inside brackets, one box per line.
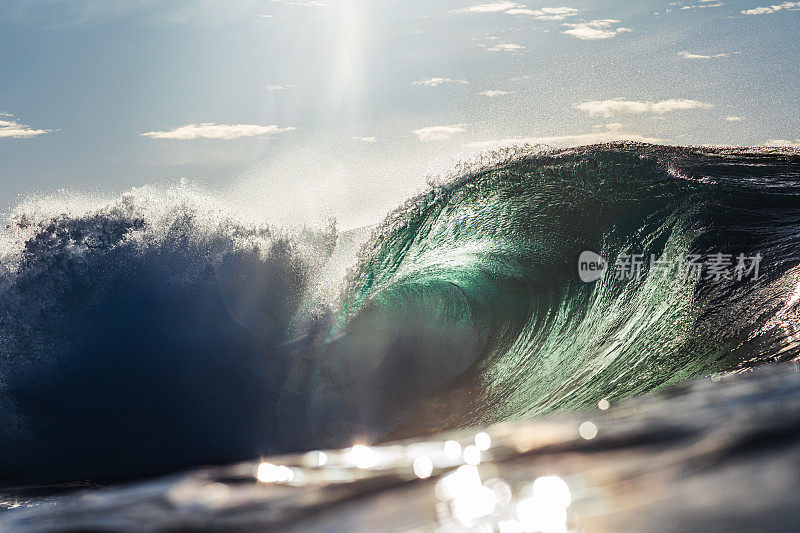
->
[3, 144, 800, 483]
[322, 144, 800, 438]
[0, 185, 336, 481]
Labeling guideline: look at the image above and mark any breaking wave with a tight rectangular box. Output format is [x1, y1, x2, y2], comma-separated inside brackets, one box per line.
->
[3, 144, 800, 482]
[0, 185, 336, 481]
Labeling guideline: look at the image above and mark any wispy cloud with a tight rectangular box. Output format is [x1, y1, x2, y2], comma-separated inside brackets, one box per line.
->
[562, 20, 631, 40]
[481, 90, 514, 97]
[141, 123, 295, 140]
[462, 2, 523, 13]
[742, 2, 800, 14]
[461, 3, 579, 20]
[412, 77, 469, 87]
[0, 114, 55, 138]
[726, 116, 743, 121]
[487, 42, 525, 52]
[258, 14, 275, 18]
[507, 7, 579, 20]
[678, 51, 727, 59]
[680, 2, 724, 10]
[575, 98, 713, 117]
[413, 125, 465, 142]
[354, 136, 377, 143]
[266, 84, 292, 90]
[466, 131, 663, 150]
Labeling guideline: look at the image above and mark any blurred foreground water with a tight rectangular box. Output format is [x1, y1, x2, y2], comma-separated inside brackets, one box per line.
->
[2, 362, 800, 532]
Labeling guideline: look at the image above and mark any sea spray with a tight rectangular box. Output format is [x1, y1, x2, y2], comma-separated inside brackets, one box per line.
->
[0, 184, 336, 481]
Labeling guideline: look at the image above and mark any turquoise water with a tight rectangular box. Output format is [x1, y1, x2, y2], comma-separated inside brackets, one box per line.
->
[311, 144, 800, 438]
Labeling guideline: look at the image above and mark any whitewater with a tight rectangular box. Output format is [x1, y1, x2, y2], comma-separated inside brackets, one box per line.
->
[1, 143, 800, 485]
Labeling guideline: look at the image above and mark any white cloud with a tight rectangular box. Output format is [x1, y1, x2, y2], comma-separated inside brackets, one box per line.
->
[141, 123, 295, 140]
[575, 98, 713, 117]
[258, 14, 275, 18]
[562, 20, 631, 40]
[462, 2, 522, 13]
[726, 116, 743, 121]
[505, 6, 579, 19]
[466, 131, 664, 150]
[412, 77, 469, 87]
[680, 2, 724, 10]
[413, 125, 465, 142]
[763, 139, 800, 147]
[354, 136, 377, 143]
[678, 51, 727, 59]
[487, 42, 526, 52]
[267, 84, 292, 90]
[0, 115, 55, 138]
[743, 6, 774, 13]
[461, 3, 579, 19]
[742, 2, 800, 14]
[481, 90, 514, 97]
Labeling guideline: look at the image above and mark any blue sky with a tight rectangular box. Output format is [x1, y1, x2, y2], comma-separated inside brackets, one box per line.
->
[1, 0, 799, 227]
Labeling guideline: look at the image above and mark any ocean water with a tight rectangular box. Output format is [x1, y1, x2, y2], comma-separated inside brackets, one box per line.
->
[4, 363, 800, 532]
[1, 142, 800, 489]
